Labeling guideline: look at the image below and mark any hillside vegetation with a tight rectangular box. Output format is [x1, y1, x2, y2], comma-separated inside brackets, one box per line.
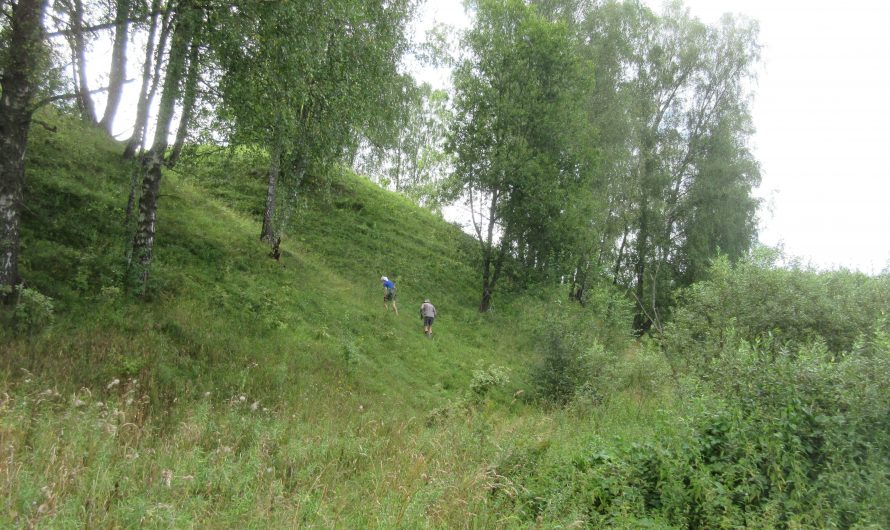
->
[3, 114, 890, 528]
[0, 112, 617, 527]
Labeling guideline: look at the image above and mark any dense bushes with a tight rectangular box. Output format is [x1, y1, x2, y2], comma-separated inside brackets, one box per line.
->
[662, 252, 890, 363]
[494, 338, 890, 528]
[493, 256, 890, 527]
[526, 291, 634, 405]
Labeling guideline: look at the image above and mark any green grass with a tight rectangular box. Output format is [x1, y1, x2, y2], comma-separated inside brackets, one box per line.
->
[0, 111, 648, 527]
[4, 112, 887, 528]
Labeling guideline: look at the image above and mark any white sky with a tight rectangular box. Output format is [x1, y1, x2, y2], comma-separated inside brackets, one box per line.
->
[418, 0, 890, 274]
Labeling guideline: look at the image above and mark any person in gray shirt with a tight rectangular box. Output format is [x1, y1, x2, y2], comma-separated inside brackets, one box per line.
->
[420, 299, 437, 337]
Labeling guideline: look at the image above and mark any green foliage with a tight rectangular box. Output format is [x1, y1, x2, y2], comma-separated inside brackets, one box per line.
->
[531, 315, 591, 405]
[3, 113, 554, 527]
[177, 145, 269, 217]
[209, 0, 414, 239]
[9, 286, 55, 336]
[570, 1, 761, 330]
[425, 364, 511, 426]
[493, 339, 890, 527]
[355, 82, 453, 208]
[662, 253, 890, 366]
[448, 0, 597, 307]
[5, 17, 888, 528]
[527, 300, 603, 404]
[469, 364, 510, 401]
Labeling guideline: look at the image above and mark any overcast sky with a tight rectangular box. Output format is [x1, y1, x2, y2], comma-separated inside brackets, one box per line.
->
[417, 0, 890, 273]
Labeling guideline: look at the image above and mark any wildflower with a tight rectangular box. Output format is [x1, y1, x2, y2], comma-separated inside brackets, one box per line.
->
[107, 379, 120, 390]
[250, 401, 259, 411]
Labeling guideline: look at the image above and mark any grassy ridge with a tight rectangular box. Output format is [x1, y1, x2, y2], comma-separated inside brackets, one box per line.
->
[3, 111, 610, 527]
[10, 111, 531, 403]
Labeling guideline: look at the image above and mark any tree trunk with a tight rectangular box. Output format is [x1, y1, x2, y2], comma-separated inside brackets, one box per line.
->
[123, 163, 141, 226]
[71, 0, 97, 124]
[477, 189, 501, 312]
[633, 196, 651, 333]
[570, 258, 587, 304]
[611, 224, 629, 285]
[479, 238, 507, 313]
[167, 36, 200, 168]
[124, 2, 167, 159]
[128, 3, 194, 292]
[99, 0, 130, 134]
[633, 129, 659, 333]
[0, 0, 47, 303]
[129, 151, 163, 289]
[479, 252, 493, 312]
[260, 143, 282, 243]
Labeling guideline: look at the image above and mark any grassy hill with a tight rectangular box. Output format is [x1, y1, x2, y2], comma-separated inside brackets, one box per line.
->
[6, 113, 888, 529]
[0, 111, 647, 527]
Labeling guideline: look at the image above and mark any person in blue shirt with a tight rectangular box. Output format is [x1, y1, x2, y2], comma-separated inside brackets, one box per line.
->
[381, 276, 398, 314]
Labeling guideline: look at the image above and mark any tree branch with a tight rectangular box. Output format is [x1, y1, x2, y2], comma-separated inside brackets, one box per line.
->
[33, 119, 58, 132]
[46, 10, 169, 38]
[31, 84, 114, 111]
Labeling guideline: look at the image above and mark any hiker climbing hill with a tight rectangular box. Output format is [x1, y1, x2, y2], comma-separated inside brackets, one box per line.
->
[420, 299, 437, 337]
[381, 276, 398, 314]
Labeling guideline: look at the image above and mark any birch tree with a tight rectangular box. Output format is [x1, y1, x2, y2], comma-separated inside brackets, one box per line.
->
[212, 0, 413, 246]
[449, 0, 594, 312]
[127, 0, 197, 290]
[0, 0, 49, 303]
[123, 0, 169, 159]
[574, 1, 760, 331]
[98, 0, 131, 133]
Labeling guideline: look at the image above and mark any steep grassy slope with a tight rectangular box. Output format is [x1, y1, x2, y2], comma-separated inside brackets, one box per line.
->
[3, 111, 635, 527]
[7, 112, 886, 529]
[7, 111, 535, 405]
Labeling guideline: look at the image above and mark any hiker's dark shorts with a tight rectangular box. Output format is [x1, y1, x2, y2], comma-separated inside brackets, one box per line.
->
[423, 317, 434, 326]
[384, 289, 395, 301]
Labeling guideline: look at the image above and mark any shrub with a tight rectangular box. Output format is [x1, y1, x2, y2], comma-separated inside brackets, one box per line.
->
[469, 364, 510, 401]
[662, 254, 890, 368]
[493, 338, 890, 528]
[525, 295, 636, 405]
[530, 314, 592, 405]
[3, 287, 55, 337]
